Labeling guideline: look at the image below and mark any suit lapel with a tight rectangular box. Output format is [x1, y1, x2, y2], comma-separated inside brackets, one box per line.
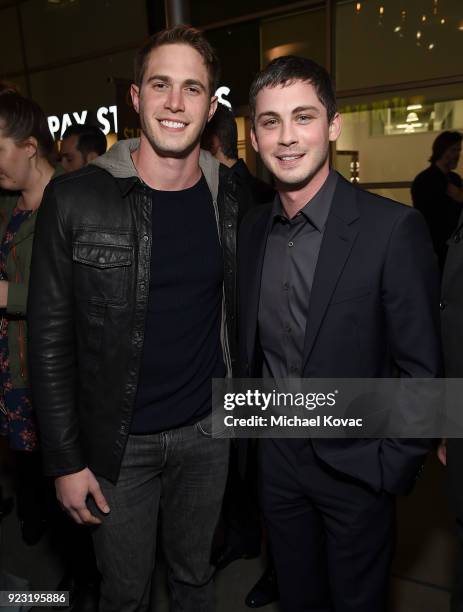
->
[302, 177, 360, 368]
[244, 206, 274, 367]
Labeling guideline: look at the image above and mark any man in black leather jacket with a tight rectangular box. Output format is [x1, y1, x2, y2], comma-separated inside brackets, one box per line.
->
[28, 26, 252, 612]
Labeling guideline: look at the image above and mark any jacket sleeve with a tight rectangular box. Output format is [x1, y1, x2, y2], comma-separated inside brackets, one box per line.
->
[7, 282, 29, 315]
[380, 206, 443, 493]
[28, 182, 86, 477]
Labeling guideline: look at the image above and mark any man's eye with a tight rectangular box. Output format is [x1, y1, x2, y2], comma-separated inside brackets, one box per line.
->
[185, 87, 200, 94]
[262, 118, 278, 127]
[297, 115, 312, 123]
[153, 82, 168, 90]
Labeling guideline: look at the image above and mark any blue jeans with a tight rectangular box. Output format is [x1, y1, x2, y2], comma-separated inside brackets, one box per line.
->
[90, 416, 230, 612]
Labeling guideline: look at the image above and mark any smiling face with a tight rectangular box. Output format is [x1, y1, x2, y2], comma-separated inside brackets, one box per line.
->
[130, 43, 217, 158]
[251, 80, 341, 191]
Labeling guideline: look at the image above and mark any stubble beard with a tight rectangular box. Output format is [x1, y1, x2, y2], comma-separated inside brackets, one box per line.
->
[139, 112, 207, 160]
[274, 145, 330, 193]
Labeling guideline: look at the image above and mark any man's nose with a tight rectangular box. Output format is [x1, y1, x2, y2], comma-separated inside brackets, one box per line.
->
[165, 86, 185, 113]
[278, 122, 297, 147]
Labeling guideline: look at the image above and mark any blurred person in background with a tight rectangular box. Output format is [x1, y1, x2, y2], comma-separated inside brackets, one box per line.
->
[0, 90, 98, 612]
[412, 131, 463, 271]
[201, 103, 274, 209]
[60, 124, 107, 173]
[0, 90, 57, 545]
[202, 104, 278, 609]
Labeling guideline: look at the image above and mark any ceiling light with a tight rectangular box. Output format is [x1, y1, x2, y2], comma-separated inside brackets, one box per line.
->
[407, 104, 423, 111]
[406, 112, 419, 123]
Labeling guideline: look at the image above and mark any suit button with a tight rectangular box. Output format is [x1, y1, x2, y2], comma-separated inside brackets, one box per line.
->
[455, 234, 461, 243]
[440, 301, 447, 310]
[143, 235, 149, 242]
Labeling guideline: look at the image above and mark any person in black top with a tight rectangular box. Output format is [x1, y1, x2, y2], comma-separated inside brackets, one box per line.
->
[28, 26, 250, 612]
[202, 104, 278, 608]
[202, 103, 274, 209]
[412, 130, 463, 271]
[239, 55, 440, 612]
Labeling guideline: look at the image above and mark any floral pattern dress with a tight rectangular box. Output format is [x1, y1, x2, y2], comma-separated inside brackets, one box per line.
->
[0, 206, 37, 451]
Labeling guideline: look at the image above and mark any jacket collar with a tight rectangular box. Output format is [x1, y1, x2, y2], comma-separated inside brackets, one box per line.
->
[91, 138, 220, 201]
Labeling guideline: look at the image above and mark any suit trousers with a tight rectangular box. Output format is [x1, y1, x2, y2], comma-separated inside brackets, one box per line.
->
[259, 438, 395, 612]
[89, 417, 229, 612]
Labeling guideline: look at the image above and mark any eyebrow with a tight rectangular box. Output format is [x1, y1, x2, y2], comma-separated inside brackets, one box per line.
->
[146, 75, 207, 92]
[292, 105, 320, 115]
[256, 105, 322, 122]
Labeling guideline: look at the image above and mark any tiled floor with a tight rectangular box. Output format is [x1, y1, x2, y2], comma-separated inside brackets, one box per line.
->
[0, 453, 455, 611]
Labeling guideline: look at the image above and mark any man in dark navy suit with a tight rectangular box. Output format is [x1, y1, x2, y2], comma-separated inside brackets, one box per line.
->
[238, 56, 442, 612]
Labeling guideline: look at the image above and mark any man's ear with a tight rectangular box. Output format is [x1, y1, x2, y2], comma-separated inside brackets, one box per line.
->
[328, 112, 342, 142]
[24, 137, 38, 159]
[130, 83, 140, 115]
[208, 96, 218, 122]
[250, 125, 259, 153]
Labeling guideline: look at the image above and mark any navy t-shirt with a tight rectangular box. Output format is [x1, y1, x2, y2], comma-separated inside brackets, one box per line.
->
[131, 175, 226, 434]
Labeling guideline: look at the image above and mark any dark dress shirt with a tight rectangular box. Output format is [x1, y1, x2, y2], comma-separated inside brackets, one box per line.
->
[258, 170, 338, 378]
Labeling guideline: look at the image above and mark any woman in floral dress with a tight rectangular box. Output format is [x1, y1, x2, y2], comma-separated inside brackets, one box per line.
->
[0, 89, 57, 542]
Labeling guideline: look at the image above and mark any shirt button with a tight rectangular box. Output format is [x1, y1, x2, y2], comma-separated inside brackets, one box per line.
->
[98, 256, 105, 264]
[288, 241, 294, 248]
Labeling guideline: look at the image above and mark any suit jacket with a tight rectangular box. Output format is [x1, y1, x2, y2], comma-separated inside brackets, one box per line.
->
[238, 174, 442, 495]
[441, 210, 463, 377]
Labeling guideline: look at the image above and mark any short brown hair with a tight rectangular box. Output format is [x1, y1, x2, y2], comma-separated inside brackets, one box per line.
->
[134, 25, 220, 95]
[0, 90, 54, 159]
[249, 56, 337, 124]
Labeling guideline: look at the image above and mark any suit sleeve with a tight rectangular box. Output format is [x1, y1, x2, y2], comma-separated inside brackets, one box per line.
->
[380, 206, 442, 493]
[28, 182, 86, 477]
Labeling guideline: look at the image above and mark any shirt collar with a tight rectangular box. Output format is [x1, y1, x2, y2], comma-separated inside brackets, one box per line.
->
[271, 169, 338, 232]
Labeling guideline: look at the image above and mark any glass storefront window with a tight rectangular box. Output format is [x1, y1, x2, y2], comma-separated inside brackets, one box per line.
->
[335, 96, 463, 205]
[336, 0, 463, 92]
[260, 7, 326, 68]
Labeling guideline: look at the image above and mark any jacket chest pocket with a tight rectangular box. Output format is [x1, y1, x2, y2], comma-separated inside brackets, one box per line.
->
[72, 241, 133, 305]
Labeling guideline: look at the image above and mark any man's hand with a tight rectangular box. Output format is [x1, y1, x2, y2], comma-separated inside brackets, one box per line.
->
[55, 467, 110, 525]
[437, 438, 447, 466]
[447, 184, 463, 203]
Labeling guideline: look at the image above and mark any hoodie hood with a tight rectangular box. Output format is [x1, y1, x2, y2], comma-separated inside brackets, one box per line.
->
[91, 138, 220, 202]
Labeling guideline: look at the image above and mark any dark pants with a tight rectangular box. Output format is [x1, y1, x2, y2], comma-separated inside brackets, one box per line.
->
[220, 440, 261, 553]
[447, 439, 463, 612]
[259, 439, 395, 612]
[91, 418, 230, 612]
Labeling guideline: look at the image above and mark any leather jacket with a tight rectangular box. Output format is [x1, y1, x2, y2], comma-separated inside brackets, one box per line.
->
[28, 140, 260, 483]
